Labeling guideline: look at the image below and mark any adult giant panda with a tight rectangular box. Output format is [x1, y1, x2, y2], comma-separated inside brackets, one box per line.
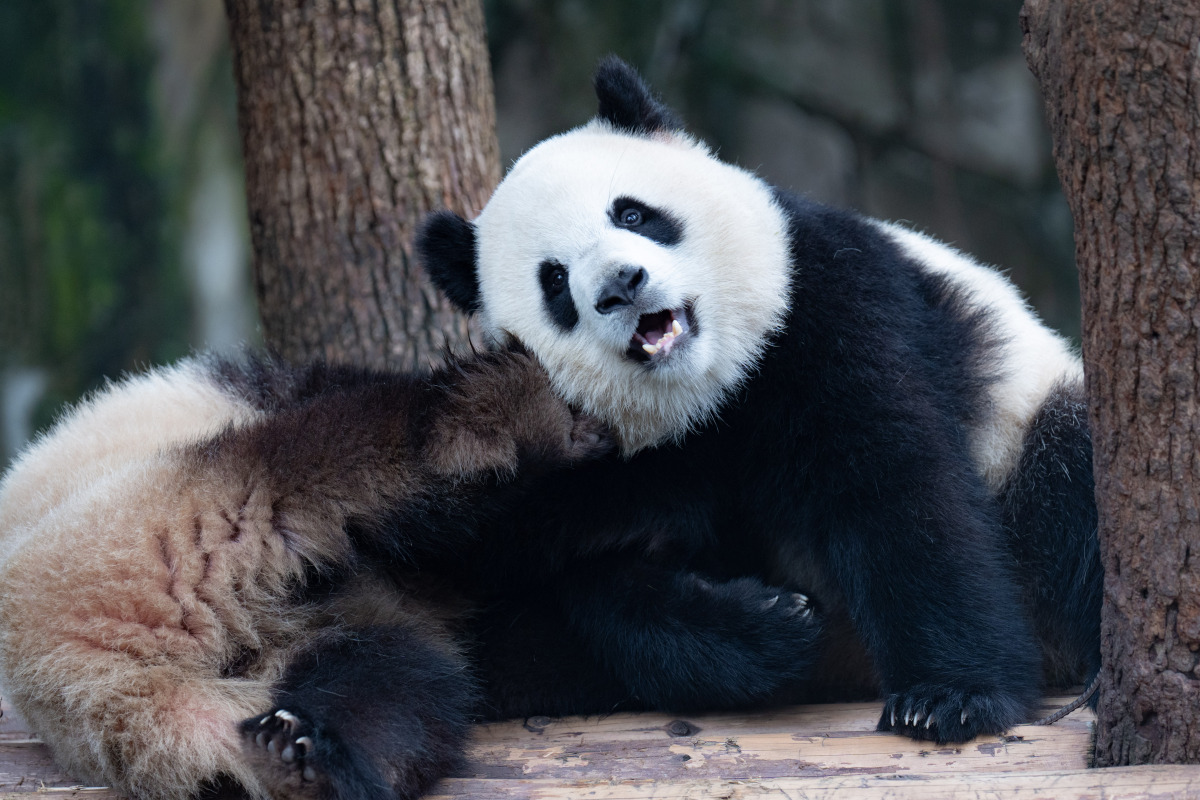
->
[0, 349, 615, 800]
[419, 56, 1101, 744]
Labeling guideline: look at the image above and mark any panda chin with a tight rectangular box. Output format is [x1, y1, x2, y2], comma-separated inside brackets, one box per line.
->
[628, 302, 697, 365]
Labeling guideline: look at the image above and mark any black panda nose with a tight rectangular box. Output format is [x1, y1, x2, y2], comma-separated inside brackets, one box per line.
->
[594, 267, 647, 314]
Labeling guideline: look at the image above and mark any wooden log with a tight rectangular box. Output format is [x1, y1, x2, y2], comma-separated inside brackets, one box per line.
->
[426, 766, 1200, 799]
[461, 700, 1097, 781]
[6, 694, 1196, 799]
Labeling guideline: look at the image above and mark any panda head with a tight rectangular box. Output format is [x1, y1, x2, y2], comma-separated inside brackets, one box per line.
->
[419, 56, 792, 454]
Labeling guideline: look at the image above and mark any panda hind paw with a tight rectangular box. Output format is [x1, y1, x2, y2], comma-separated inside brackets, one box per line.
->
[240, 708, 324, 798]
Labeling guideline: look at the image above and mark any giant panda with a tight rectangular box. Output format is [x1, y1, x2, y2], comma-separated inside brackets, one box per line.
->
[418, 56, 1101, 744]
[0, 348, 618, 800]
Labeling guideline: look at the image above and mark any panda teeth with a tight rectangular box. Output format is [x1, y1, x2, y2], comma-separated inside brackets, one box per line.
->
[642, 326, 683, 357]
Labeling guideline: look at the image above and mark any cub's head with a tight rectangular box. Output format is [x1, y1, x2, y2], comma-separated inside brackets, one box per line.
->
[418, 56, 791, 454]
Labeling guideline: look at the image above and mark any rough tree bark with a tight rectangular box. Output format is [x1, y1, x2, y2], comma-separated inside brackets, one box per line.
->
[1021, 0, 1200, 766]
[224, 0, 498, 369]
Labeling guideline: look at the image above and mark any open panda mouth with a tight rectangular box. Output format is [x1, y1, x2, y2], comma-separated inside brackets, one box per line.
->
[627, 301, 697, 364]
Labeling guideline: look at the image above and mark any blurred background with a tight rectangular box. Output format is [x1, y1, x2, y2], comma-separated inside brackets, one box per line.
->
[0, 0, 1077, 468]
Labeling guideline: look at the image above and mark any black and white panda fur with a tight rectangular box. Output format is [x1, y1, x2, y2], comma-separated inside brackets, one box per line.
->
[419, 56, 1101, 743]
[0, 349, 616, 800]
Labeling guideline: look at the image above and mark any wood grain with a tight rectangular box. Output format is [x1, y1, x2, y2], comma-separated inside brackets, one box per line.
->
[7, 694, 1195, 799]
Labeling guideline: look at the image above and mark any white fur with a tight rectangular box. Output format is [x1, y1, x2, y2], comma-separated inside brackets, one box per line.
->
[0, 360, 261, 562]
[0, 362, 282, 799]
[875, 221, 1083, 490]
[473, 122, 792, 453]
[473, 120, 1079, 489]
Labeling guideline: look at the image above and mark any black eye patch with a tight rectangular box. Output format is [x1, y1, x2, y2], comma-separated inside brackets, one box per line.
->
[539, 259, 578, 331]
[609, 196, 682, 246]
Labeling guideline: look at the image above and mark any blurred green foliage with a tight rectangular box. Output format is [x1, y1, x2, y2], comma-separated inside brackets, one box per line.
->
[0, 0, 190, 435]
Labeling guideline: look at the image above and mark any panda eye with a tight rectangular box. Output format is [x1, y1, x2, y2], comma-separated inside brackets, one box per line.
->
[539, 259, 569, 298]
[610, 196, 682, 246]
[538, 259, 577, 330]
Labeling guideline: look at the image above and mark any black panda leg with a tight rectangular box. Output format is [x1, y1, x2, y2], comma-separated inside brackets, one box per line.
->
[560, 559, 822, 711]
[472, 591, 639, 720]
[999, 384, 1101, 691]
[240, 623, 476, 800]
[821, 484, 1043, 743]
[473, 562, 821, 720]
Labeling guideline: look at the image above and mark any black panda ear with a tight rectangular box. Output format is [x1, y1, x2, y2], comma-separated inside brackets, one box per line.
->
[416, 210, 481, 313]
[593, 55, 684, 135]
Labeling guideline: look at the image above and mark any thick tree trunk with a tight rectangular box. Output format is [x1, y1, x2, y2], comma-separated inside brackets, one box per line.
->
[1021, 0, 1200, 766]
[224, 0, 498, 369]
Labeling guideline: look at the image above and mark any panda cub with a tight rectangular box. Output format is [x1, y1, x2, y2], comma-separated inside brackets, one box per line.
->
[419, 56, 1101, 744]
[0, 349, 611, 800]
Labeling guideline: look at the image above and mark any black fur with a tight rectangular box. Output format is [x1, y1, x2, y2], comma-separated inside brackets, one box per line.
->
[594, 54, 683, 134]
[539, 259, 578, 331]
[194, 348, 824, 796]
[997, 383, 1101, 690]
[610, 196, 683, 246]
[419, 57, 1100, 745]
[241, 624, 473, 800]
[416, 210, 480, 312]
[187, 349, 625, 799]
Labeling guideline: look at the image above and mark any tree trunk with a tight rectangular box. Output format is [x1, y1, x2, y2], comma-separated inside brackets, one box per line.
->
[224, 0, 498, 370]
[1021, 0, 1200, 766]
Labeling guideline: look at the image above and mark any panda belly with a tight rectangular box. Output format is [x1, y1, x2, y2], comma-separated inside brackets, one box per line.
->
[0, 393, 310, 797]
[0, 455, 307, 673]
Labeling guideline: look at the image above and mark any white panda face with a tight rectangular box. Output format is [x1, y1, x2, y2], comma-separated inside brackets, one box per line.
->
[472, 122, 792, 453]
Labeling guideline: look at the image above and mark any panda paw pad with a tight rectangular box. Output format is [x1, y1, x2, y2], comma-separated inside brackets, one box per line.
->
[241, 708, 322, 786]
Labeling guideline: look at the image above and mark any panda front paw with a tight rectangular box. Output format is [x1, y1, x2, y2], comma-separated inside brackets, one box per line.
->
[877, 685, 1029, 744]
[583, 570, 823, 711]
[567, 409, 615, 461]
[240, 708, 323, 798]
[759, 589, 813, 619]
[688, 574, 815, 626]
[681, 574, 821, 678]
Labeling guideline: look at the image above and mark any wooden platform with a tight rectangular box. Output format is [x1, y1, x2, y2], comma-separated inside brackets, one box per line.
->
[1, 695, 1198, 799]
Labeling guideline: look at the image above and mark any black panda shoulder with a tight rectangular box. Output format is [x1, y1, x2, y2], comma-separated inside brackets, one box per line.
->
[763, 190, 1003, 409]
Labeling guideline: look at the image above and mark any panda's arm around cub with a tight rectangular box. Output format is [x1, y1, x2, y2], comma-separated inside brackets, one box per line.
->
[0, 349, 618, 800]
[0, 341, 818, 800]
